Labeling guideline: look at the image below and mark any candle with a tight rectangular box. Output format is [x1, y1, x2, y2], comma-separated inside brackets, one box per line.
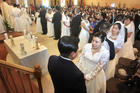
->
[9, 35, 15, 46]
[23, 30, 26, 38]
[20, 43, 27, 55]
[4, 33, 8, 40]
[27, 33, 31, 41]
[35, 37, 39, 49]
[32, 35, 35, 48]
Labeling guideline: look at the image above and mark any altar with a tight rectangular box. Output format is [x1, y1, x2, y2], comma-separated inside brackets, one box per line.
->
[4, 36, 49, 74]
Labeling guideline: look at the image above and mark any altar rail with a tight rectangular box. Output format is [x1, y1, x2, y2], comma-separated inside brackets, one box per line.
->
[0, 60, 43, 93]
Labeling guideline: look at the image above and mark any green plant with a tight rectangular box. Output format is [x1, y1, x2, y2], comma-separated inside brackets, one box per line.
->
[3, 19, 14, 32]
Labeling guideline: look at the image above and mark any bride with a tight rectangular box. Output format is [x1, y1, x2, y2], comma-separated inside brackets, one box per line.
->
[78, 14, 91, 51]
[77, 32, 109, 93]
[104, 23, 124, 80]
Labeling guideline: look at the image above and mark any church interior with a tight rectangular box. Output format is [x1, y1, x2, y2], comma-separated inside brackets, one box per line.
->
[0, 0, 140, 93]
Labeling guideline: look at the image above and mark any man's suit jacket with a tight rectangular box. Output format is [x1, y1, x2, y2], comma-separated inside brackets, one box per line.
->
[40, 8, 47, 24]
[48, 56, 87, 93]
[52, 11, 62, 24]
[70, 14, 82, 37]
[93, 19, 106, 34]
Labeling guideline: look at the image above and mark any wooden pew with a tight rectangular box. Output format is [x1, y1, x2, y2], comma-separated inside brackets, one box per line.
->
[0, 60, 43, 93]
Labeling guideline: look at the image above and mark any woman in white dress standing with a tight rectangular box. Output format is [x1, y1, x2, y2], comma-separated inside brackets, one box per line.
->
[77, 32, 109, 93]
[46, 9, 54, 37]
[36, 9, 42, 34]
[61, 11, 70, 37]
[20, 8, 32, 32]
[104, 23, 124, 80]
[12, 4, 21, 32]
[79, 14, 90, 51]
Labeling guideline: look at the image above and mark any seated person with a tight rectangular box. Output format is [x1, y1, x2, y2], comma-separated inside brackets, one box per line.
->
[107, 58, 140, 93]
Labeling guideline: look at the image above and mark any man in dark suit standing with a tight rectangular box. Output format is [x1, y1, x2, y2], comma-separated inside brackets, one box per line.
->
[94, 12, 106, 34]
[52, 7, 62, 40]
[40, 7, 47, 34]
[70, 8, 82, 38]
[48, 36, 87, 93]
[88, 12, 106, 42]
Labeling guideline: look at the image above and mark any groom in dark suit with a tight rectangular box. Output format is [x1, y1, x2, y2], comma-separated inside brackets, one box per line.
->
[70, 8, 82, 38]
[48, 36, 87, 93]
[40, 7, 47, 34]
[52, 7, 62, 40]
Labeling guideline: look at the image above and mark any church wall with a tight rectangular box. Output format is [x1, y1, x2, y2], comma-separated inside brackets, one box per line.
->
[84, 0, 140, 9]
[0, 0, 139, 9]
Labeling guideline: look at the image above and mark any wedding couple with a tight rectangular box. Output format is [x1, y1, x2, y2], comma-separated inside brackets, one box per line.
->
[48, 32, 109, 93]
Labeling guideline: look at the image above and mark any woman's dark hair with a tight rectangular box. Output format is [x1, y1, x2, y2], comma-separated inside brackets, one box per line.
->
[101, 12, 107, 19]
[93, 32, 106, 42]
[115, 14, 124, 22]
[99, 22, 111, 33]
[113, 23, 121, 30]
[124, 15, 133, 21]
[58, 36, 79, 58]
[13, 4, 17, 7]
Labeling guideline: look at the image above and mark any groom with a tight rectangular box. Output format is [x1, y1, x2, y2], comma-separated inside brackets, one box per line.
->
[48, 36, 87, 93]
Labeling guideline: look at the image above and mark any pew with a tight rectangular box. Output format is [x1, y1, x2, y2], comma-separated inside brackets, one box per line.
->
[0, 60, 43, 93]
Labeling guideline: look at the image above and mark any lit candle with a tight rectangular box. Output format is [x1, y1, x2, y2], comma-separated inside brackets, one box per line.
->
[4, 33, 8, 40]
[32, 35, 35, 48]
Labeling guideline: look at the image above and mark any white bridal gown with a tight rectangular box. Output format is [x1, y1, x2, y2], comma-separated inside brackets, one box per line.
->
[12, 7, 21, 32]
[79, 20, 90, 51]
[0, 15, 6, 34]
[119, 21, 136, 60]
[104, 32, 124, 80]
[20, 11, 32, 32]
[61, 15, 70, 37]
[46, 12, 54, 37]
[77, 43, 109, 93]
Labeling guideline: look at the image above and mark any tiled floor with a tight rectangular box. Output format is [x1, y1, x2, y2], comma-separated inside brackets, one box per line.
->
[30, 22, 80, 93]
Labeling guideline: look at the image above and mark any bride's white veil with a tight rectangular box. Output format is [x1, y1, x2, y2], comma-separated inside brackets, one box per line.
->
[107, 21, 125, 43]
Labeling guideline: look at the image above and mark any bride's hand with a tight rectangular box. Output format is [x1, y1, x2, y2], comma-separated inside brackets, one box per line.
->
[84, 74, 91, 81]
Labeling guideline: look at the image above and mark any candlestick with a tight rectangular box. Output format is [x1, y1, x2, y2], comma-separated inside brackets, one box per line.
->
[35, 37, 39, 50]
[20, 43, 27, 55]
[23, 30, 26, 38]
[9, 35, 15, 46]
[27, 33, 32, 41]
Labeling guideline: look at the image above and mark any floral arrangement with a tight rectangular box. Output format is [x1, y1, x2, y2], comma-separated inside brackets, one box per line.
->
[3, 19, 14, 32]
